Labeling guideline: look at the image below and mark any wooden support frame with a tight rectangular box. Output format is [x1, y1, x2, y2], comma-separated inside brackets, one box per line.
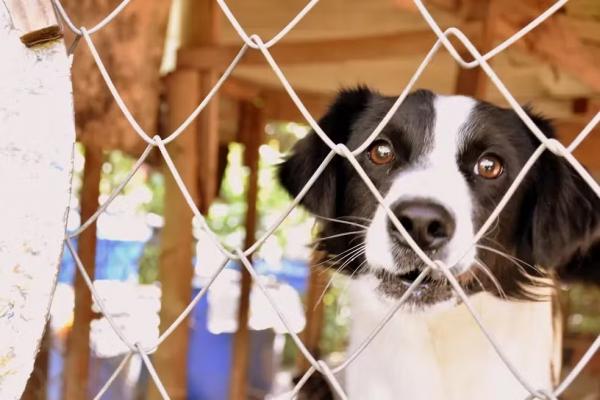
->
[151, 0, 221, 397]
[454, 0, 496, 99]
[22, 324, 50, 400]
[494, 0, 600, 92]
[297, 252, 329, 373]
[556, 118, 600, 171]
[149, 70, 201, 400]
[230, 100, 266, 400]
[177, 25, 482, 70]
[63, 144, 102, 400]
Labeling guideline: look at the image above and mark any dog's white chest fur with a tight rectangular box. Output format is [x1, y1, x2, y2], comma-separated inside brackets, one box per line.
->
[344, 276, 556, 400]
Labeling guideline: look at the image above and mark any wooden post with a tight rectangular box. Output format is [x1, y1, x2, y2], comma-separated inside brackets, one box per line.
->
[64, 144, 103, 400]
[21, 324, 50, 400]
[148, 1, 221, 398]
[229, 101, 265, 400]
[297, 252, 329, 372]
[149, 71, 200, 400]
[179, 0, 222, 213]
[454, 0, 496, 99]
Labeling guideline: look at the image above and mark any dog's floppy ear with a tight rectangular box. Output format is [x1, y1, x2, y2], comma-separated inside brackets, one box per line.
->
[278, 87, 373, 217]
[528, 113, 600, 276]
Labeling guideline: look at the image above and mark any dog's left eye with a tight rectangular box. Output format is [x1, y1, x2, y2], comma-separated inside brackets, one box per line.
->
[368, 140, 395, 165]
[474, 154, 504, 179]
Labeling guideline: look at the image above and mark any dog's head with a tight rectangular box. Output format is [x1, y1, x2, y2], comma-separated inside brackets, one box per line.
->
[279, 87, 600, 307]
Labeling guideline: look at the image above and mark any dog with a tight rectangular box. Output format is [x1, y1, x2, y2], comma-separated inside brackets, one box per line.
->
[278, 87, 600, 400]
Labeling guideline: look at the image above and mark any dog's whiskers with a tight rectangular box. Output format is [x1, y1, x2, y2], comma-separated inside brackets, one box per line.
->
[474, 257, 507, 300]
[313, 214, 369, 229]
[476, 244, 546, 279]
[312, 230, 367, 243]
[468, 269, 487, 293]
[314, 242, 365, 271]
[314, 244, 366, 309]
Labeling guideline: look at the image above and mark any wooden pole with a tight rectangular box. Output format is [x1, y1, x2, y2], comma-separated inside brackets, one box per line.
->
[21, 324, 50, 400]
[297, 252, 329, 373]
[454, 0, 495, 99]
[64, 144, 102, 400]
[179, 0, 221, 213]
[229, 101, 265, 400]
[149, 71, 200, 400]
[150, 1, 220, 397]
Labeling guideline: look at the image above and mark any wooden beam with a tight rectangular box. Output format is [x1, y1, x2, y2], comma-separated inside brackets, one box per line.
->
[4, 0, 62, 46]
[221, 78, 262, 102]
[230, 101, 266, 400]
[178, 0, 222, 214]
[63, 144, 102, 400]
[178, 27, 482, 70]
[149, 70, 200, 400]
[454, 0, 496, 99]
[555, 117, 600, 171]
[262, 87, 331, 123]
[297, 252, 328, 373]
[494, 0, 600, 92]
[21, 325, 50, 400]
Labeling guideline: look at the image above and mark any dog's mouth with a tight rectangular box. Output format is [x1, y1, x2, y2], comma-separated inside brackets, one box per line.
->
[372, 267, 454, 306]
[396, 268, 435, 286]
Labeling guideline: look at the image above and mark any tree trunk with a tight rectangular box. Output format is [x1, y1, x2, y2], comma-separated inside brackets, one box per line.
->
[0, 3, 75, 399]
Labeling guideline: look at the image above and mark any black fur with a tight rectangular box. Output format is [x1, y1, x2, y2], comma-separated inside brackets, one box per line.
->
[279, 87, 600, 302]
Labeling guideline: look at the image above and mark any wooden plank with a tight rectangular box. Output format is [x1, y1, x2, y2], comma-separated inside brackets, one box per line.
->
[221, 78, 262, 102]
[494, 0, 600, 92]
[229, 101, 266, 400]
[262, 88, 331, 123]
[454, 0, 495, 99]
[179, 0, 222, 213]
[555, 117, 600, 171]
[197, 71, 222, 213]
[21, 324, 50, 400]
[4, 0, 62, 46]
[63, 144, 102, 400]
[177, 27, 482, 70]
[149, 70, 200, 400]
[297, 252, 328, 373]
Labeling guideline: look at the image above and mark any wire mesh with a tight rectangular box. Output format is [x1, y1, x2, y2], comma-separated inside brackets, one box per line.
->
[49, 0, 600, 398]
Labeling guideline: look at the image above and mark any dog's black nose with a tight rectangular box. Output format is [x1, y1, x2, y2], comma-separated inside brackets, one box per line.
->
[389, 200, 455, 250]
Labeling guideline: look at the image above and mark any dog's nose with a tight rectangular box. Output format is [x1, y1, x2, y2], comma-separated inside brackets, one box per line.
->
[388, 200, 455, 250]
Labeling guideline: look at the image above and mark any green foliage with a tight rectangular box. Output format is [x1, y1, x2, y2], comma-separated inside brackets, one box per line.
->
[566, 284, 600, 335]
[319, 278, 352, 355]
[138, 242, 160, 284]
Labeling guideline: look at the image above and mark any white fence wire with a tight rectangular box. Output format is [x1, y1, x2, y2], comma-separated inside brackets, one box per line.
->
[48, 0, 600, 398]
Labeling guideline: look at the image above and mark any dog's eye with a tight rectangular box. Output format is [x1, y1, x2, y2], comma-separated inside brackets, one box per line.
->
[368, 141, 395, 165]
[474, 154, 504, 179]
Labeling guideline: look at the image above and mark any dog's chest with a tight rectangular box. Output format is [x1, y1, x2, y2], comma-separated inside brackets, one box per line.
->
[344, 276, 556, 400]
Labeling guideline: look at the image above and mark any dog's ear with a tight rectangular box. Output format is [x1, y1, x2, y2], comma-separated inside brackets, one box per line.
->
[528, 113, 600, 277]
[278, 87, 373, 217]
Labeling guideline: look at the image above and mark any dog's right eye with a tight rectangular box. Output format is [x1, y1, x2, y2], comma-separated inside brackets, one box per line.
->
[368, 140, 395, 165]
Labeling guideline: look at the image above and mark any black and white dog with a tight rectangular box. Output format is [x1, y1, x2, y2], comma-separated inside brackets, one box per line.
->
[279, 87, 600, 400]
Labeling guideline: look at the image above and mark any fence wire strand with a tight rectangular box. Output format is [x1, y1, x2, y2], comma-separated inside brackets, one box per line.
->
[49, 0, 600, 398]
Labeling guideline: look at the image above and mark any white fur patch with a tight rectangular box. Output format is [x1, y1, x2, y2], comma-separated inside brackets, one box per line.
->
[345, 276, 555, 400]
[365, 95, 477, 274]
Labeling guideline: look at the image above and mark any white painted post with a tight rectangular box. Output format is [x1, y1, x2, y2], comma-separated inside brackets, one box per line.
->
[0, 2, 75, 399]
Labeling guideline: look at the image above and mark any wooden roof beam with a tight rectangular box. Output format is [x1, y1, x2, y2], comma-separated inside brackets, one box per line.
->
[493, 0, 600, 92]
[177, 25, 482, 70]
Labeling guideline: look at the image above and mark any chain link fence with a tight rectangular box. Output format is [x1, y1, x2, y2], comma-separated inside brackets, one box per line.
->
[49, 0, 600, 398]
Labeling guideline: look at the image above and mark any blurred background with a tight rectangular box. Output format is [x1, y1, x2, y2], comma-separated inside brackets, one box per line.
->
[22, 0, 600, 399]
